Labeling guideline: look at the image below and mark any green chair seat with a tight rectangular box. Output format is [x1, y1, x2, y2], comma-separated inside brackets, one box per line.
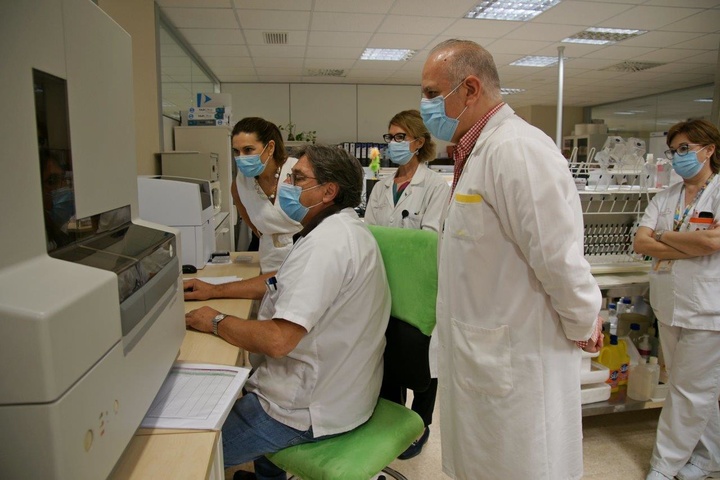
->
[267, 398, 424, 480]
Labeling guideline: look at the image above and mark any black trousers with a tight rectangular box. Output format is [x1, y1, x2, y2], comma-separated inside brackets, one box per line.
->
[380, 378, 438, 427]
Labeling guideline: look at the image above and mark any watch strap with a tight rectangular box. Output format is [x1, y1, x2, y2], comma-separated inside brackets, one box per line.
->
[212, 313, 228, 336]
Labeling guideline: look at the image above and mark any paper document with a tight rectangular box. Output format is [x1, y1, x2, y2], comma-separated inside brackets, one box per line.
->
[141, 363, 250, 430]
[197, 276, 241, 285]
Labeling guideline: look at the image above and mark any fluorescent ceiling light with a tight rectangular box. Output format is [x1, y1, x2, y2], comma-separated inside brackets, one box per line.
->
[465, 0, 561, 22]
[501, 88, 526, 95]
[562, 27, 647, 45]
[695, 98, 713, 103]
[360, 48, 415, 61]
[613, 111, 636, 115]
[510, 55, 559, 67]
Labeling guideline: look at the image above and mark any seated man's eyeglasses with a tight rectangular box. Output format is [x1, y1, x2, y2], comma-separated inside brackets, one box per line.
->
[383, 133, 407, 143]
[664, 143, 707, 160]
[286, 172, 317, 186]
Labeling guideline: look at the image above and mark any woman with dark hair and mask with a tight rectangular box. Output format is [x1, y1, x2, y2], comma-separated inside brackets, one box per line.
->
[230, 117, 302, 273]
[634, 119, 720, 480]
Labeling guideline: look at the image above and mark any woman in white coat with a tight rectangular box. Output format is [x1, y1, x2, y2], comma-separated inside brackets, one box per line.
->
[365, 109, 449, 233]
[634, 119, 720, 480]
[365, 109, 449, 460]
[231, 117, 302, 273]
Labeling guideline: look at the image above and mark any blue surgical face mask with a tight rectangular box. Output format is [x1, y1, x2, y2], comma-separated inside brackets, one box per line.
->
[420, 81, 468, 142]
[672, 146, 708, 179]
[235, 143, 269, 178]
[278, 182, 323, 222]
[387, 140, 418, 166]
[50, 186, 75, 225]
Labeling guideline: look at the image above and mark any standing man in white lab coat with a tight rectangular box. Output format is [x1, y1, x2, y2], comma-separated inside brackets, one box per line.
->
[421, 39, 603, 480]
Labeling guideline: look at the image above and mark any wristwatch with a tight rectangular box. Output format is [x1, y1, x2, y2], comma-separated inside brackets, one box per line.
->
[212, 313, 228, 336]
[654, 229, 665, 242]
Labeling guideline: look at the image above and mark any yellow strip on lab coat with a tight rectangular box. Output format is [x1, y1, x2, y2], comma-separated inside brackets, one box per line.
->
[454, 193, 483, 204]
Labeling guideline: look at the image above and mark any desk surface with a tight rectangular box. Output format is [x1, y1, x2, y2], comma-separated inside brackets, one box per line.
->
[110, 252, 260, 480]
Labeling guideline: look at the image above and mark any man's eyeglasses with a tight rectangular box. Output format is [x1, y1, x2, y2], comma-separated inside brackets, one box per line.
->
[286, 172, 317, 186]
[383, 133, 408, 143]
[664, 143, 706, 160]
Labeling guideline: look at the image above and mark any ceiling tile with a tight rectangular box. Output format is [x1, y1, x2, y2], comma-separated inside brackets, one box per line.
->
[178, 28, 245, 45]
[245, 45, 307, 58]
[163, 7, 238, 29]
[310, 12, 385, 32]
[193, 44, 251, 57]
[236, 10, 311, 30]
[313, 0, 394, 14]
[599, 5, 704, 30]
[389, 0, 481, 18]
[620, 31, 703, 48]
[377, 15, 455, 35]
[583, 45, 658, 60]
[308, 31, 372, 48]
[305, 46, 365, 59]
[660, 9, 720, 32]
[487, 39, 552, 55]
[445, 19, 523, 38]
[157, 0, 230, 7]
[253, 57, 305, 68]
[235, 0, 312, 11]
[505, 23, 588, 41]
[204, 57, 253, 68]
[534, 1, 635, 26]
[367, 33, 437, 50]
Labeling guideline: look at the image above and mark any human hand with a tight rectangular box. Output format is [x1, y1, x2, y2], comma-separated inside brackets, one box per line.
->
[184, 278, 216, 301]
[185, 306, 220, 333]
[576, 315, 604, 353]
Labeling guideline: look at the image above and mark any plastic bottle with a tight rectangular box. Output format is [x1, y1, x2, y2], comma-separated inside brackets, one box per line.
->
[628, 323, 642, 348]
[656, 157, 672, 188]
[619, 297, 633, 315]
[607, 303, 618, 336]
[641, 154, 657, 190]
[598, 335, 630, 393]
[627, 356, 660, 401]
[637, 334, 651, 362]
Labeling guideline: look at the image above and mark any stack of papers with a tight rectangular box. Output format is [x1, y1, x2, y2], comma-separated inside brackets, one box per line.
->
[141, 363, 250, 430]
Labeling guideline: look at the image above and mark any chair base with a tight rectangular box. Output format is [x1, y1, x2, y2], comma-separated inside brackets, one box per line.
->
[288, 466, 409, 480]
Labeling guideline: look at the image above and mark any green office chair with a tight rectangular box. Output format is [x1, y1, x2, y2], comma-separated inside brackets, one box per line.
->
[267, 226, 438, 480]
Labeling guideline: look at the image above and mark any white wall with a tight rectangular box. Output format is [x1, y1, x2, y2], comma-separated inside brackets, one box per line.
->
[221, 82, 421, 145]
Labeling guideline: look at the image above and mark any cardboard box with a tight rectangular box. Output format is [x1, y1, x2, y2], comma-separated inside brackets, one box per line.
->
[195, 93, 232, 108]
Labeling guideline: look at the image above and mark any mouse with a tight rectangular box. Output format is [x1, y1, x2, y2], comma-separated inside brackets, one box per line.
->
[182, 264, 197, 274]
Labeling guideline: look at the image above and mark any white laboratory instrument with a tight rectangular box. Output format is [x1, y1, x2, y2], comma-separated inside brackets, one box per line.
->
[0, 1, 186, 479]
[138, 176, 217, 269]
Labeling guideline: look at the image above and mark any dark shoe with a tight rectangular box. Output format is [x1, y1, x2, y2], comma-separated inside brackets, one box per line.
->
[398, 427, 430, 460]
[233, 470, 257, 480]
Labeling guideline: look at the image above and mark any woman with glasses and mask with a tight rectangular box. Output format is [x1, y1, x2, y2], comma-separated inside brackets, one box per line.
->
[364, 109, 449, 460]
[364, 109, 449, 232]
[633, 119, 720, 480]
[230, 117, 303, 273]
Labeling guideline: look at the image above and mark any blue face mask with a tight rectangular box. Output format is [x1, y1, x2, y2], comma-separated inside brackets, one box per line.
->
[420, 81, 467, 142]
[387, 140, 418, 166]
[278, 182, 322, 222]
[50, 187, 75, 225]
[235, 144, 269, 178]
[672, 147, 708, 179]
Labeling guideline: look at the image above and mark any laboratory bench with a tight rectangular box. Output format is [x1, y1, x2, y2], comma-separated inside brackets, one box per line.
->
[110, 252, 260, 480]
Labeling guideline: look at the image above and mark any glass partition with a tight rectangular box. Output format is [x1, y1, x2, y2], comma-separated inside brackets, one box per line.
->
[591, 84, 714, 136]
[159, 17, 217, 121]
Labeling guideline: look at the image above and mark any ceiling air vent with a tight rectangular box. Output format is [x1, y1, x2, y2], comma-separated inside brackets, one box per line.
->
[602, 61, 665, 73]
[306, 68, 346, 77]
[263, 32, 288, 45]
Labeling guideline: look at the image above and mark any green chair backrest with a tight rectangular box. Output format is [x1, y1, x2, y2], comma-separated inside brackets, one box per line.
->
[367, 225, 438, 336]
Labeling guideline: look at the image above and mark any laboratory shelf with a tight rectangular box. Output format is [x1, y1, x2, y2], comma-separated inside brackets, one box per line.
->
[582, 385, 664, 417]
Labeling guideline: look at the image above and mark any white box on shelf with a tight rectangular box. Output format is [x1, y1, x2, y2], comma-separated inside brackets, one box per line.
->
[581, 362, 610, 385]
[581, 382, 612, 404]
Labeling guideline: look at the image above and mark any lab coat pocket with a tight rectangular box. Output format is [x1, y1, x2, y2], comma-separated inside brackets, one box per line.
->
[450, 319, 513, 397]
[448, 193, 484, 241]
[692, 276, 720, 314]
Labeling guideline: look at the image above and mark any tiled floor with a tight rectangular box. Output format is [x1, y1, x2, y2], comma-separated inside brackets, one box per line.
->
[226, 398, 662, 480]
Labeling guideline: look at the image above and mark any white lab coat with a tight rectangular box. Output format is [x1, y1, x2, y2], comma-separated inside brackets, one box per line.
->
[436, 104, 601, 480]
[364, 163, 449, 233]
[236, 157, 302, 273]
